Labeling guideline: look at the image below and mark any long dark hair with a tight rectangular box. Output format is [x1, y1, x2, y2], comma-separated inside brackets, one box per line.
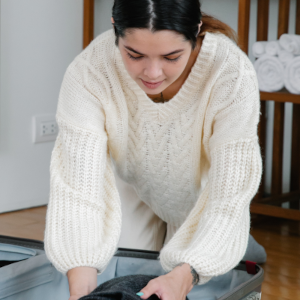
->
[112, 0, 238, 50]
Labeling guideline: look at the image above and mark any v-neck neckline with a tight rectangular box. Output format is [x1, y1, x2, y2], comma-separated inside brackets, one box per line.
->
[114, 30, 218, 123]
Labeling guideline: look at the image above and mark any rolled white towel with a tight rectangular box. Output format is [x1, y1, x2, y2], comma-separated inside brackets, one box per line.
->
[252, 41, 268, 58]
[279, 34, 300, 55]
[265, 40, 283, 56]
[254, 54, 285, 92]
[278, 50, 295, 68]
[284, 56, 300, 94]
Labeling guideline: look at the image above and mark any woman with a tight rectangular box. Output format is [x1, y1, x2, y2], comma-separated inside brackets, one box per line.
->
[44, 0, 262, 300]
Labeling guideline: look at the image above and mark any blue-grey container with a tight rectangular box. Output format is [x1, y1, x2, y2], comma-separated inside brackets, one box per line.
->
[0, 235, 264, 300]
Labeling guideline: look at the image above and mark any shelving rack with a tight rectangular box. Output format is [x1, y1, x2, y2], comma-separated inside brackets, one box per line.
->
[239, 0, 300, 220]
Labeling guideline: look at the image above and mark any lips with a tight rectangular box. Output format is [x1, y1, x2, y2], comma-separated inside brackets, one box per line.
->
[141, 79, 164, 89]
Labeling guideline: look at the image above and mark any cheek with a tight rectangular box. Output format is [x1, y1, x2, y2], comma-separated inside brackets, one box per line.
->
[123, 57, 142, 78]
[164, 61, 187, 80]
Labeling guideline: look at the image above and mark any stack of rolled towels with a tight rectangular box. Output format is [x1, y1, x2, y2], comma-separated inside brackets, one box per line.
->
[252, 34, 300, 94]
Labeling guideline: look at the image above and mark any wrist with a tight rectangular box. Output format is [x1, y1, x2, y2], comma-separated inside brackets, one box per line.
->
[67, 266, 97, 296]
[189, 266, 200, 285]
[172, 263, 199, 288]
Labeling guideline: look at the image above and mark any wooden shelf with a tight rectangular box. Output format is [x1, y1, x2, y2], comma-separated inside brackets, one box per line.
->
[251, 203, 300, 221]
[260, 87, 300, 104]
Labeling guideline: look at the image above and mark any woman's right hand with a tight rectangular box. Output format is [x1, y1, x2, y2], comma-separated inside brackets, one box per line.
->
[67, 266, 98, 300]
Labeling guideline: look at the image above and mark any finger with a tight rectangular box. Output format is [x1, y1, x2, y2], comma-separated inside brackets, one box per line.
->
[137, 281, 159, 299]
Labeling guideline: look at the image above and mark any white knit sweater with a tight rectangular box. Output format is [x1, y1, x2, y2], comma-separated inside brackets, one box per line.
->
[44, 28, 262, 285]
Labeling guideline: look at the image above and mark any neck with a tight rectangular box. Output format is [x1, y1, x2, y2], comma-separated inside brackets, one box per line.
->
[151, 92, 165, 103]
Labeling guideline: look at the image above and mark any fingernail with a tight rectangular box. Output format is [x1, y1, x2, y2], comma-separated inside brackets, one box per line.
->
[136, 292, 144, 296]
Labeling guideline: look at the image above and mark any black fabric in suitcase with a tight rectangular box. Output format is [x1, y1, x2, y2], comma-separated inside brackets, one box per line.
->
[0, 235, 264, 300]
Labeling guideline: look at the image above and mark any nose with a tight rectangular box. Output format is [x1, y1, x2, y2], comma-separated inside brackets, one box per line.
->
[143, 60, 163, 81]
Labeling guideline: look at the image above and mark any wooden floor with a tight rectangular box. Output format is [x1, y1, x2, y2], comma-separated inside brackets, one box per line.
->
[0, 206, 299, 299]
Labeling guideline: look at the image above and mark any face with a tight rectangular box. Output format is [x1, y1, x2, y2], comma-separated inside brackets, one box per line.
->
[117, 27, 194, 95]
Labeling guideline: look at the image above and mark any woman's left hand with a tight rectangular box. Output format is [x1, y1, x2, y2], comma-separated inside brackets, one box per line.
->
[137, 263, 195, 300]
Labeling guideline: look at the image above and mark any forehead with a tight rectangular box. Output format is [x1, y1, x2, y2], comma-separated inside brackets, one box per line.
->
[119, 28, 190, 55]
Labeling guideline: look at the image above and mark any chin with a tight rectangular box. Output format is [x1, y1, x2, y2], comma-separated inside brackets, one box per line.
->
[144, 89, 163, 95]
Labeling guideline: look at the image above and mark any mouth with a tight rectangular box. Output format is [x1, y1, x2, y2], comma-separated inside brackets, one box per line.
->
[141, 79, 164, 89]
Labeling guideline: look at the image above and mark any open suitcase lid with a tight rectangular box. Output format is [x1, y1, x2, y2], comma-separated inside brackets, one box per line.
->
[0, 235, 264, 300]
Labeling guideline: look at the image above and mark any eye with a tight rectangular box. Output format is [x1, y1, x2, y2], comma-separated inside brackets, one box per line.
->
[127, 53, 143, 60]
[164, 56, 182, 63]
[126, 52, 182, 63]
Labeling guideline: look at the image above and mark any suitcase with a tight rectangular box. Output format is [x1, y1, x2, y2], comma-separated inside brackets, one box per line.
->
[0, 234, 264, 300]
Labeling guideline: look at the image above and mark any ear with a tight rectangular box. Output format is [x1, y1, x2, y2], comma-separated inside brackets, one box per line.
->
[111, 17, 115, 26]
[197, 21, 203, 36]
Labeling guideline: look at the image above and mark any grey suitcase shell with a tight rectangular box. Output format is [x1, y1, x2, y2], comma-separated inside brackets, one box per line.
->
[0, 235, 264, 300]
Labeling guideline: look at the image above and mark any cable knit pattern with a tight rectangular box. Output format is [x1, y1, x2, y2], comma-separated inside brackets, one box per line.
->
[44, 29, 262, 284]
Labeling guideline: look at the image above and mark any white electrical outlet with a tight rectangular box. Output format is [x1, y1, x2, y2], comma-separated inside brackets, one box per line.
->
[33, 114, 58, 143]
[40, 121, 58, 136]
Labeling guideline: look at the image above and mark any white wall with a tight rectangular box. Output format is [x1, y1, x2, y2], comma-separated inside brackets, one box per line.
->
[0, 0, 83, 213]
[94, 0, 115, 35]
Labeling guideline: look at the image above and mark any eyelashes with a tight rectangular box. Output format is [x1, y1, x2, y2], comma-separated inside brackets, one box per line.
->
[126, 52, 182, 63]
[126, 53, 143, 61]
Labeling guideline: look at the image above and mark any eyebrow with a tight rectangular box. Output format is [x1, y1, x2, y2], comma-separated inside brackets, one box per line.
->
[124, 45, 184, 56]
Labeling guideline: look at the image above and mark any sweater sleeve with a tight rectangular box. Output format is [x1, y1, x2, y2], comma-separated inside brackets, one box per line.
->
[158, 56, 263, 285]
[44, 59, 122, 276]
